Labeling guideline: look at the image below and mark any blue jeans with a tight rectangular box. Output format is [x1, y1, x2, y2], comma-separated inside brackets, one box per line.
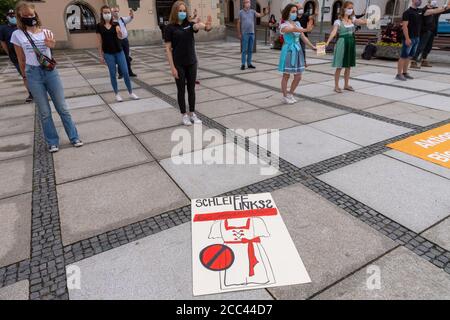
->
[241, 33, 254, 66]
[104, 51, 132, 94]
[26, 65, 79, 146]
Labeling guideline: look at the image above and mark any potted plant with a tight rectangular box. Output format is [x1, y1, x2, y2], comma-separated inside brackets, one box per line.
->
[375, 23, 403, 60]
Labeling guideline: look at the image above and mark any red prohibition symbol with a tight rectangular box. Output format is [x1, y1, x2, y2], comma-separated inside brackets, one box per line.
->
[200, 244, 235, 271]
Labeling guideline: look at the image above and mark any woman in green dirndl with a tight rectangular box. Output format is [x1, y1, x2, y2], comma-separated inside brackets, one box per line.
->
[325, 1, 366, 93]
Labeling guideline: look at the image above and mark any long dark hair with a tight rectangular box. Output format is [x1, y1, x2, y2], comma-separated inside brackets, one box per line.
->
[281, 4, 297, 21]
[99, 5, 111, 26]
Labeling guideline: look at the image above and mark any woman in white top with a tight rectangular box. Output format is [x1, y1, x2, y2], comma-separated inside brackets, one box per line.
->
[11, 2, 82, 153]
[325, 1, 366, 93]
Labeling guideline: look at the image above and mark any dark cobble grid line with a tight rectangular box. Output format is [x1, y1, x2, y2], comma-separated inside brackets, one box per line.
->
[0, 259, 30, 289]
[27, 113, 69, 300]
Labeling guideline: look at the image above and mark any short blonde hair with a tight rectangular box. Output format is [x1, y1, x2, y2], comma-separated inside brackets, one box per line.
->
[15, 1, 42, 31]
[169, 1, 190, 24]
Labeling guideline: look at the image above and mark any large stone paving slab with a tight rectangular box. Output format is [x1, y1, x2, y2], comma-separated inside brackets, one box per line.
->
[404, 94, 450, 112]
[52, 95, 104, 110]
[110, 97, 172, 116]
[354, 72, 400, 84]
[0, 115, 34, 137]
[68, 224, 273, 300]
[393, 78, 450, 91]
[214, 83, 268, 97]
[0, 280, 29, 300]
[384, 150, 450, 180]
[0, 193, 31, 268]
[358, 85, 425, 101]
[319, 155, 450, 233]
[58, 163, 189, 245]
[309, 114, 411, 146]
[215, 109, 299, 137]
[422, 217, 450, 251]
[195, 98, 257, 118]
[160, 143, 279, 199]
[366, 102, 450, 126]
[54, 136, 153, 184]
[253, 125, 360, 168]
[99, 88, 154, 104]
[269, 100, 348, 123]
[137, 124, 224, 160]
[295, 83, 336, 97]
[241, 90, 288, 108]
[199, 77, 243, 88]
[0, 132, 34, 161]
[266, 183, 395, 299]
[58, 117, 130, 145]
[0, 156, 32, 199]
[0, 104, 34, 120]
[314, 247, 450, 300]
[122, 108, 182, 133]
[53, 105, 114, 127]
[320, 92, 393, 110]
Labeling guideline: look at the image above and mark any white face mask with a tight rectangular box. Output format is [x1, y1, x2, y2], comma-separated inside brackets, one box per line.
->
[298, 9, 304, 15]
[103, 13, 112, 21]
[345, 8, 353, 16]
[430, 0, 437, 7]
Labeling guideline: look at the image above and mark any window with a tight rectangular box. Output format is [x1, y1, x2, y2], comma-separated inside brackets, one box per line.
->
[66, 3, 96, 33]
[385, 0, 399, 16]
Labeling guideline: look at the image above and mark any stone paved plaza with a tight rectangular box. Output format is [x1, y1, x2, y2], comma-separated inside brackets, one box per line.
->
[0, 41, 449, 300]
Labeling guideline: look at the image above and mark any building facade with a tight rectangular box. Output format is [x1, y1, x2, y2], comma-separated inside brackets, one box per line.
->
[225, 0, 448, 26]
[24, 0, 226, 49]
[18, 0, 449, 49]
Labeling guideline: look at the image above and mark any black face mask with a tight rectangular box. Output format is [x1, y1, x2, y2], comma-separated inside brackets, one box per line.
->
[21, 16, 37, 27]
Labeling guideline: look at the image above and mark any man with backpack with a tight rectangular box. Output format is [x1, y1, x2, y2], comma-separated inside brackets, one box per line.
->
[111, 6, 137, 78]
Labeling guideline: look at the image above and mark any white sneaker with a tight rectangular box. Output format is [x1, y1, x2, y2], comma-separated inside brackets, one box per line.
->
[190, 113, 202, 124]
[287, 94, 297, 103]
[182, 114, 192, 126]
[115, 94, 123, 102]
[282, 96, 295, 104]
[129, 92, 139, 100]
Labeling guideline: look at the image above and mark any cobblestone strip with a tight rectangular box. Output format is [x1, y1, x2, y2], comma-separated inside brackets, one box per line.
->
[28, 114, 68, 300]
[0, 260, 30, 289]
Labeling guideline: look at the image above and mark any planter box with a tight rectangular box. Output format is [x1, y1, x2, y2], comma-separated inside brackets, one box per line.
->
[375, 44, 401, 60]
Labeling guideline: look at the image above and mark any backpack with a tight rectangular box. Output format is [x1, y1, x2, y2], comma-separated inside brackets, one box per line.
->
[361, 42, 377, 60]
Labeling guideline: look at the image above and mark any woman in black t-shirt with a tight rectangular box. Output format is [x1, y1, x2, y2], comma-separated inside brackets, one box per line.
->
[96, 5, 138, 102]
[164, 1, 211, 126]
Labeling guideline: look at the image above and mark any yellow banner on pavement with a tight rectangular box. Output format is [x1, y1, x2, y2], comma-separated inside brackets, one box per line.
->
[387, 124, 450, 169]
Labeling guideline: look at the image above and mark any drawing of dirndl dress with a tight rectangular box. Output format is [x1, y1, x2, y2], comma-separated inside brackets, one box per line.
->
[208, 217, 275, 288]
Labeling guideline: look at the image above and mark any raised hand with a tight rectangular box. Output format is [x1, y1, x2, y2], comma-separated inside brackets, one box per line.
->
[44, 30, 56, 48]
[205, 15, 212, 29]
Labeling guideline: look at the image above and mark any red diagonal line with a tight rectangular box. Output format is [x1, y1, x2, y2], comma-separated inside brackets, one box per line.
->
[193, 208, 278, 222]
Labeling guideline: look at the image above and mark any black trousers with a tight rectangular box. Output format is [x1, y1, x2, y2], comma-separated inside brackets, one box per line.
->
[175, 63, 197, 114]
[300, 38, 307, 65]
[118, 37, 133, 76]
[414, 30, 435, 62]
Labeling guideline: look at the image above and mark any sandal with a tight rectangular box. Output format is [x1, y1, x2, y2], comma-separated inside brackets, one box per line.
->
[344, 86, 355, 92]
[334, 88, 343, 93]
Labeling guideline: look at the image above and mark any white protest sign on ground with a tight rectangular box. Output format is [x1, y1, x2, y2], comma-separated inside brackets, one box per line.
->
[191, 193, 311, 296]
